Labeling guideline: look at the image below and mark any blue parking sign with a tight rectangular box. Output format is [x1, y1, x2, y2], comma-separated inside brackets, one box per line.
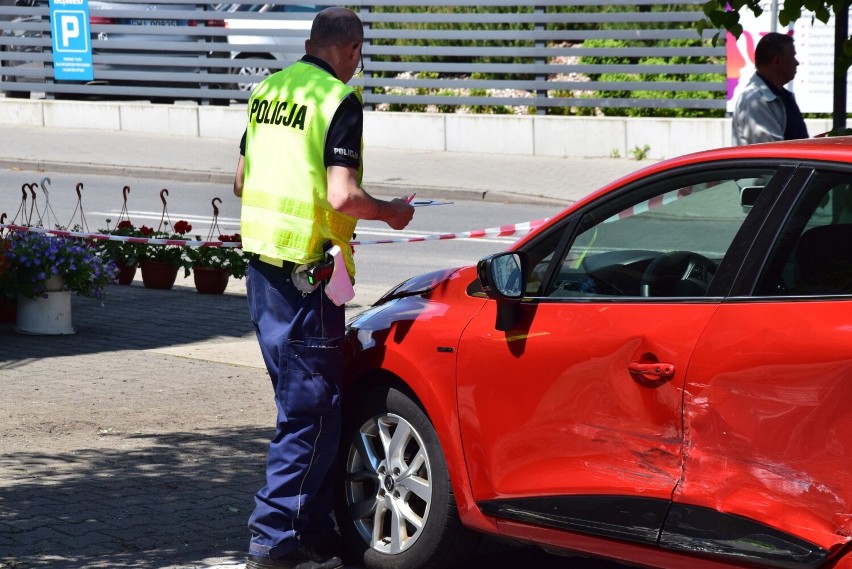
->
[49, 0, 93, 81]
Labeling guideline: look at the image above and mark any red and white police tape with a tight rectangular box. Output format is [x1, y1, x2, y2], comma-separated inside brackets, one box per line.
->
[604, 186, 695, 223]
[350, 218, 550, 245]
[0, 219, 552, 247]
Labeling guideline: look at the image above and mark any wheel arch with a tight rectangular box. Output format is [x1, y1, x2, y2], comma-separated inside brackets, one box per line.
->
[343, 365, 499, 536]
[233, 51, 275, 60]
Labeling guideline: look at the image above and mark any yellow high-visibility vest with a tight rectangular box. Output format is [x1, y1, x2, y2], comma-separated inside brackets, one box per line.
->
[240, 60, 359, 277]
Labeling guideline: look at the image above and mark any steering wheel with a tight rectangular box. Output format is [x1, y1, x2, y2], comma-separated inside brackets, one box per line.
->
[640, 251, 718, 297]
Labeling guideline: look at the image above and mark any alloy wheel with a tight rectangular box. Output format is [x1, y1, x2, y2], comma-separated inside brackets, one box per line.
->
[237, 65, 271, 92]
[343, 412, 433, 555]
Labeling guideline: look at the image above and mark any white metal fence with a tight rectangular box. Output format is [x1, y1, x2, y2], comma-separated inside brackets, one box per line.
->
[0, 0, 726, 114]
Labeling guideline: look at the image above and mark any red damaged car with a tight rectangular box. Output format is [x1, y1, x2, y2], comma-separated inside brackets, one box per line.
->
[335, 138, 852, 569]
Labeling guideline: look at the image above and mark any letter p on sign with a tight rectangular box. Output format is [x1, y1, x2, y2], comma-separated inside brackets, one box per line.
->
[60, 15, 79, 47]
[51, 9, 89, 52]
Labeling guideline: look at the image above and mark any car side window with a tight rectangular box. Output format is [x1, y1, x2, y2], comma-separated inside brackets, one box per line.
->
[756, 171, 852, 296]
[524, 169, 777, 298]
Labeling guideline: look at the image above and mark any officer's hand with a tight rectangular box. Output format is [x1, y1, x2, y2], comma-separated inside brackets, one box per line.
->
[385, 198, 415, 230]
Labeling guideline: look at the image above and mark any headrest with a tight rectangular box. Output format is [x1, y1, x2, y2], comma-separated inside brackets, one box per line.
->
[796, 224, 852, 294]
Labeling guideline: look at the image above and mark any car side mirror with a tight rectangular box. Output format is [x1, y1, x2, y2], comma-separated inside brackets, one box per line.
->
[477, 252, 527, 301]
[477, 252, 528, 332]
[740, 186, 763, 213]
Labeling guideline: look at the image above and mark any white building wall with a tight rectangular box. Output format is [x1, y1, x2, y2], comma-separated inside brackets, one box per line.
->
[0, 99, 834, 159]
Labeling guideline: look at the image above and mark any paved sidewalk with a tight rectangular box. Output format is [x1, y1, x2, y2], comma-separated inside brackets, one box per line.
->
[0, 125, 656, 569]
[0, 286, 263, 569]
[0, 285, 609, 569]
[0, 125, 656, 205]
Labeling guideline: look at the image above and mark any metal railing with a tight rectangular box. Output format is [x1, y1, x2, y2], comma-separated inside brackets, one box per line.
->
[0, 0, 726, 113]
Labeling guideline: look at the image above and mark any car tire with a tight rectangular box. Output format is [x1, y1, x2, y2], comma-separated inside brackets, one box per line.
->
[336, 386, 480, 569]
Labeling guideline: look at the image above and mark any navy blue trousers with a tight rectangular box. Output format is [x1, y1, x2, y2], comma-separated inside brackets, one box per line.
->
[245, 258, 344, 559]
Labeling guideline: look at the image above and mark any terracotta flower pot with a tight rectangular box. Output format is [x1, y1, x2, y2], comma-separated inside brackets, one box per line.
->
[115, 261, 138, 285]
[193, 266, 230, 295]
[140, 261, 179, 290]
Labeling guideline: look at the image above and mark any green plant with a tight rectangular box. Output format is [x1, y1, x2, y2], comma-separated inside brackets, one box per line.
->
[2, 231, 117, 299]
[609, 148, 622, 158]
[96, 219, 147, 267]
[629, 144, 651, 161]
[142, 220, 193, 270]
[185, 233, 248, 279]
[578, 38, 725, 118]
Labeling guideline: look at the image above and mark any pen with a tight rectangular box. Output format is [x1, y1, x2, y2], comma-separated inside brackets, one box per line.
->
[406, 193, 416, 204]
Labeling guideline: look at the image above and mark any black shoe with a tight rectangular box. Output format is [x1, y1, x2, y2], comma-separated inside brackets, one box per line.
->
[245, 544, 344, 569]
[301, 532, 344, 560]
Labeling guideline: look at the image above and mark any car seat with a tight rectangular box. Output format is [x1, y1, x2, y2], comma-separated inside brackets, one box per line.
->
[795, 224, 852, 295]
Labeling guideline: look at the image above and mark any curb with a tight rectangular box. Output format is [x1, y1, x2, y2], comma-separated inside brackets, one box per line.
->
[0, 159, 234, 185]
[363, 182, 567, 206]
[4, 160, 569, 206]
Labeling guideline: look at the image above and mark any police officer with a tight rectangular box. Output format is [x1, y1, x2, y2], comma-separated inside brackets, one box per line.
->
[233, 7, 414, 569]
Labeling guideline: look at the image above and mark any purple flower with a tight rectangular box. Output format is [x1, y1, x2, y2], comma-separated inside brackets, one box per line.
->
[5, 231, 117, 300]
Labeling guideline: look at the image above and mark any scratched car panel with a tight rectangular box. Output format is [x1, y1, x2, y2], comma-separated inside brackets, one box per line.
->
[336, 138, 852, 569]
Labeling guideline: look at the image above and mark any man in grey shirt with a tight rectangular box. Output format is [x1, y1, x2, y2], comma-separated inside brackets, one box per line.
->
[732, 32, 809, 145]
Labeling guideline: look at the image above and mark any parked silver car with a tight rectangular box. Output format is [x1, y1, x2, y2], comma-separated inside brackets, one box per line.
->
[87, 0, 221, 86]
[218, 3, 315, 92]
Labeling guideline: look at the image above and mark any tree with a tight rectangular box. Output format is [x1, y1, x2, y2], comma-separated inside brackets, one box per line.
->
[699, 0, 852, 132]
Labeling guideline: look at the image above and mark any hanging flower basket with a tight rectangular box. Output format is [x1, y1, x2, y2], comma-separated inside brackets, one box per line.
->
[114, 261, 138, 285]
[96, 187, 145, 285]
[138, 211, 193, 290]
[185, 232, 246, 295]
[96, 220, 146, 280]
[140, 260, 179, 290]
[192, 266, 230, 294]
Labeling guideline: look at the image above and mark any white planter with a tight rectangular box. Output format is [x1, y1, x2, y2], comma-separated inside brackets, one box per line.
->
[15, 291, 75, 335]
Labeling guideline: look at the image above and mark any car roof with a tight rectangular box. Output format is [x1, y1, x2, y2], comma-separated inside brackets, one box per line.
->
[597, 136, 852, 199]
[674, 136, 852, 165]
[512, 136, 852, 250]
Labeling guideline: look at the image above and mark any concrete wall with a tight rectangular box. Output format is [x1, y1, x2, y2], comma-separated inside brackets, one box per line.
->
[0, 99, 834, 159]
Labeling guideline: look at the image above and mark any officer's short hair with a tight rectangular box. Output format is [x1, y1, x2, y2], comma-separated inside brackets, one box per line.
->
[755, 32, 794, 67]
[310, 7, 363, 48]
